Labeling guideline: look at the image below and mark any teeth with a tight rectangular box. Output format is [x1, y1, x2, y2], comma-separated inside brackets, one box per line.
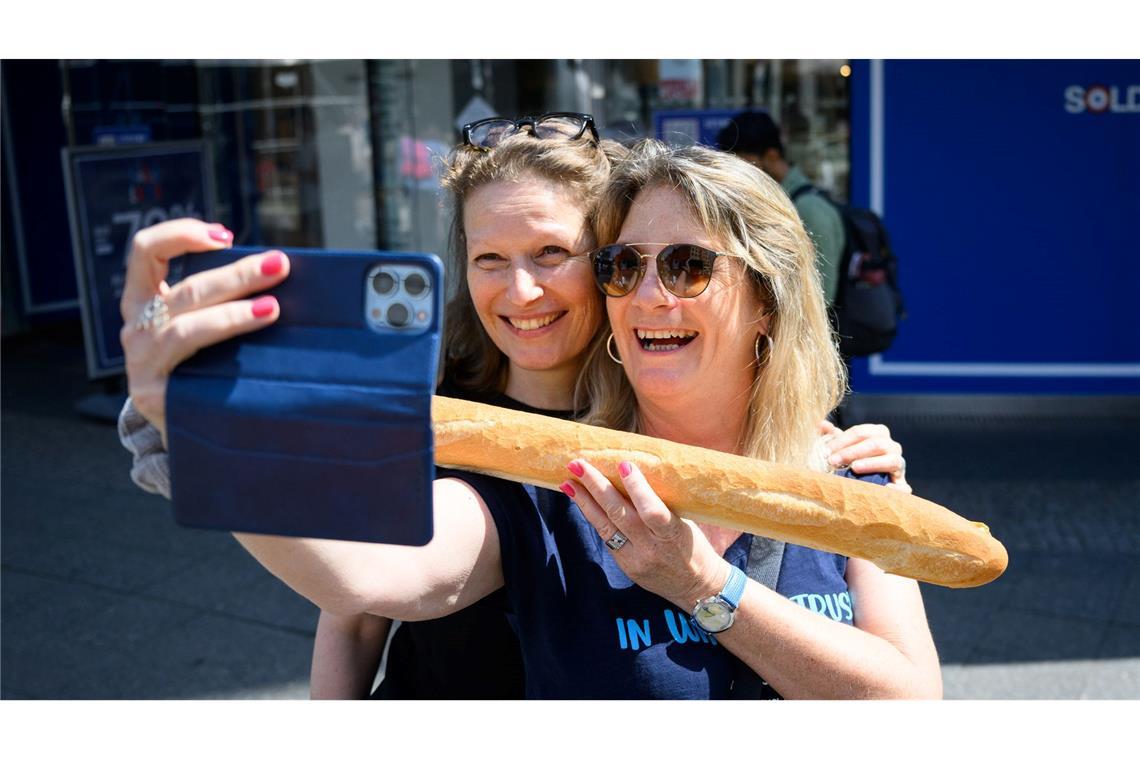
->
[635, 327, 698, 352]
[509, 314, 560, 331]
[635, 328, 698, 340]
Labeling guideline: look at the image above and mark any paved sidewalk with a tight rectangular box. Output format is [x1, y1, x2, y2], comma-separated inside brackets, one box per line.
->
[2, 325, 1138, 699]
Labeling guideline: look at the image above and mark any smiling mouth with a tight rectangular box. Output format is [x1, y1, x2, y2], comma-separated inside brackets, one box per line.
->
[635, 328, 699, 352]
[503, 312, 565, 332]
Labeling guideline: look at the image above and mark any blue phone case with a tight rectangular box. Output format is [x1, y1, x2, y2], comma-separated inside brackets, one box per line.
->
[166, 246, 443, 546]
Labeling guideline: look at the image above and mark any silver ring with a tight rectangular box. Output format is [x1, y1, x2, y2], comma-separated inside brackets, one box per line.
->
[134, 294, 170, 331]
[604, 530, 628, 551]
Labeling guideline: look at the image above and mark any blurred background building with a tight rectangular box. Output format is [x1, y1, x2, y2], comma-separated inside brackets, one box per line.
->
[2, 59, 1137, 401]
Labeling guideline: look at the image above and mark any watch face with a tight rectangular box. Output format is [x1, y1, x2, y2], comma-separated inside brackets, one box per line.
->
[694, 599, 733, 633]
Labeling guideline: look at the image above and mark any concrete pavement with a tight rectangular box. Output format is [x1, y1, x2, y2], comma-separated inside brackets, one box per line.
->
[3, 323, 1138, 699]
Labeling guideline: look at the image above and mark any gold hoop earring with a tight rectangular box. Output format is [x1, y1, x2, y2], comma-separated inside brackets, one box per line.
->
[607, 333, 623, 365]
[755, 334, 773, 365]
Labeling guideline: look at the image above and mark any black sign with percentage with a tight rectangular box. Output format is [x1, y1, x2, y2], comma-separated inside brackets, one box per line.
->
[63, 141, 215, 378]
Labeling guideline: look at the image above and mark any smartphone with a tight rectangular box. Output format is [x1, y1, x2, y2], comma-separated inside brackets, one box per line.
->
[165, 246, 443, 546]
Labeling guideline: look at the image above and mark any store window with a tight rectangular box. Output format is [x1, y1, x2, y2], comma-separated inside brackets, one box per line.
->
[365, 58, 853, 273]
[62, 59, 202, 147]
[61, 60, 376, 250]
[195, 61, 375, 249]
[59, 59, 850, 265]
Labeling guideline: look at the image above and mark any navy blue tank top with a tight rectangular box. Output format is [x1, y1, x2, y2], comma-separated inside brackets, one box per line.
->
[457, 468, 886, 699]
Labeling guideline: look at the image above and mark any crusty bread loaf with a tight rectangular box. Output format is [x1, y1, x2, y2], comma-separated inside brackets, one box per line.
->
[431, 395, 1007, 589]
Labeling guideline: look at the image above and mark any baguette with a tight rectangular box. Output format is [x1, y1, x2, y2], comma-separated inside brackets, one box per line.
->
[431, 395, 1007, 589]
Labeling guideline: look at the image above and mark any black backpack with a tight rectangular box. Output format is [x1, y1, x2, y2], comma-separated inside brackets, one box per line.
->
[791, 185, 906, 357]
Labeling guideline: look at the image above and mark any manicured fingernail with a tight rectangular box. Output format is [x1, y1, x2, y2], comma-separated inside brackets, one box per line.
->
[260, 252, 285, 276]
[618, 461, 632, 478]
[559, 482, 576, 498]
[251, 295, 277, 318]
[566, 461, 584, 478]
[208, 226, 233, 242]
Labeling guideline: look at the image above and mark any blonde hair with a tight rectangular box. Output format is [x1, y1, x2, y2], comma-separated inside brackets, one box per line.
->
[579, 139, 846, 468]
[439, 133, 627, 398]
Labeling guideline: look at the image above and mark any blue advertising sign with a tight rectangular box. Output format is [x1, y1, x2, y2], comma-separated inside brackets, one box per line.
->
[653, 109, 742, 147]
[63, 141, 215, 378]
[847, 60, 1139, 395]
[91, 124, 153, 146]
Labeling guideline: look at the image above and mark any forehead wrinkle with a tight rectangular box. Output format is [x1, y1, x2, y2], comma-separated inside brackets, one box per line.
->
[464, 184, 588, 255]
[466, 217, 588, 254]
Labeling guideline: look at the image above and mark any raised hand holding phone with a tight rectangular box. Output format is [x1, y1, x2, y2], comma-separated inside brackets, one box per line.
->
[163, 245, 443, 546]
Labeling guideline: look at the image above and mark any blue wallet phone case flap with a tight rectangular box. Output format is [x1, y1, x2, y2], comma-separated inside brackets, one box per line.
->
[166, 247, 442, 546]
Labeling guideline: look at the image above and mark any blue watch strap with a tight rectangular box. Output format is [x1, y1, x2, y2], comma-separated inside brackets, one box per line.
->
[721, 564, 748, 611]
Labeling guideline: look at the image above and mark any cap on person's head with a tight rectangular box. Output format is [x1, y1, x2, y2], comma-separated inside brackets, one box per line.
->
[715, 111, 784, 157]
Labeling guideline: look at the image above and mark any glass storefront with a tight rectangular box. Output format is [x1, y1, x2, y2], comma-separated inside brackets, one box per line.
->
[59, 58, 851, 258]
[61, 59, 377, 251]
[8, 59, 851, 329]
[196, 60, 376, 250]
[368, 59, 852, 262]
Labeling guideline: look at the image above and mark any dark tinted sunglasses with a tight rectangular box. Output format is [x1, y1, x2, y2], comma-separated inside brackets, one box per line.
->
[462, 112, 599, 150]
[588, 243, 723, 298]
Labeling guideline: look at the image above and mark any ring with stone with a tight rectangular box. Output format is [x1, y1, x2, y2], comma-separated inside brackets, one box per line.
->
[134, 294, 170, 331]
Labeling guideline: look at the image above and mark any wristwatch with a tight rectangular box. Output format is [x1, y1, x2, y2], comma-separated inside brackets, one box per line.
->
[691, 564, 748, 634]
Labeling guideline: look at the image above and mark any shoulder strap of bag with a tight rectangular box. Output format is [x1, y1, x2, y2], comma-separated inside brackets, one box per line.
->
[731, 535, 786, 699]
[789, 183, 817, 203]
[745, 534, 785, 590]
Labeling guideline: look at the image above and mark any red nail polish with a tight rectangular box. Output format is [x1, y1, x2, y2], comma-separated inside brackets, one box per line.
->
[208, 227, 233, 242]
[260, 252, 284, 276]
[618, 461, 632, 478]
[559, 482, 576, 498]
[567, 461, 584, 478]
[251, 295, 277, 319]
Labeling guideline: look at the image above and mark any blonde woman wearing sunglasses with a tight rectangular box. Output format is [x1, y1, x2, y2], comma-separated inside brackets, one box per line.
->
[557, 140, 939, 697]
[118, 117, 915, 698]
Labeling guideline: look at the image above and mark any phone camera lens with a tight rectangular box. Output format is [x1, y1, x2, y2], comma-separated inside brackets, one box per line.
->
[404, 272, 429, 297]
[387, 303, 411, 327]
[372, 271, 397, 295]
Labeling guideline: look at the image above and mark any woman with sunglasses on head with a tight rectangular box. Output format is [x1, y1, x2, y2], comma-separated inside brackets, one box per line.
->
[118, 116, 916, 698]
[123, 113, 614, 699]
[315, 114, 619, 698]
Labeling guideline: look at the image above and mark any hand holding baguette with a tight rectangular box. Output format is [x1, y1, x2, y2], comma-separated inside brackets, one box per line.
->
[431, 395, 1007, 589]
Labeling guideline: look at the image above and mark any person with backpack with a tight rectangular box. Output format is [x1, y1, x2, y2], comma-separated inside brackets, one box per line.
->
[715, 111, 846, 304]
[716, 111, 904, 368]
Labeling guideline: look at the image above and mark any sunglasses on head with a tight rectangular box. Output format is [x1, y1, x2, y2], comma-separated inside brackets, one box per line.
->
[588, 243, 725, 298]
[462, 112, 599, 151]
